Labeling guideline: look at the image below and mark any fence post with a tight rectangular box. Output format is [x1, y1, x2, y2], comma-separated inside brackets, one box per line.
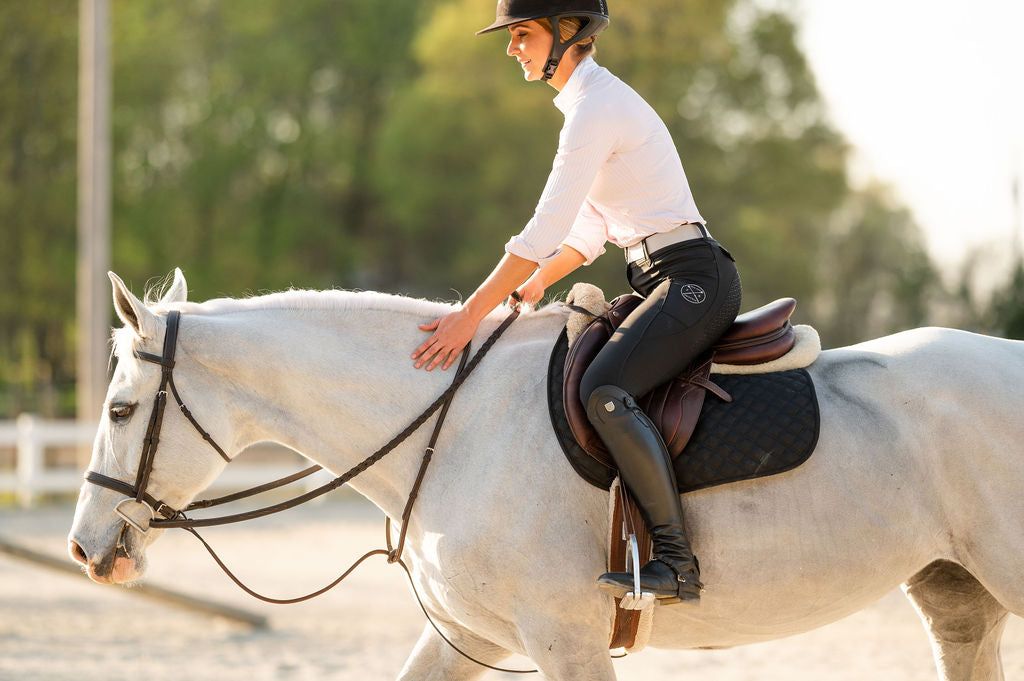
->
[16, 414, 42, 508]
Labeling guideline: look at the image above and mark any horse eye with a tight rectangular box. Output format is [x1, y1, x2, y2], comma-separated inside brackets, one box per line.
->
[109, 404, 135, 422]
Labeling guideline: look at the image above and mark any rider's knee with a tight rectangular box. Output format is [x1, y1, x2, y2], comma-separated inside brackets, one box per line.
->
[582, 383, 635, 426]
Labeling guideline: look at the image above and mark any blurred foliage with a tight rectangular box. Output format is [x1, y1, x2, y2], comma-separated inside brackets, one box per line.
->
[5, 0, 1009, 419]
[968, 259, 1024, 340]
[991, 263, 1024, 339]
[1, 2, 79, 418]
[996, 266, 1024, 339]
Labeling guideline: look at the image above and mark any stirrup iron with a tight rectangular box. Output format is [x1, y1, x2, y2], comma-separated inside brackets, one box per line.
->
[619, 533, 655, 610]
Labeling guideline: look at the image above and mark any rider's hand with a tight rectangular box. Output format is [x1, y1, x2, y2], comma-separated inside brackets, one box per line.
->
[412, 308, 480, 371]
[516, 274, 545, 307]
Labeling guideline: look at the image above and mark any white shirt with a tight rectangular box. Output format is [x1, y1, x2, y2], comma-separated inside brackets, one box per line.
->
[504, 56, 704, 266]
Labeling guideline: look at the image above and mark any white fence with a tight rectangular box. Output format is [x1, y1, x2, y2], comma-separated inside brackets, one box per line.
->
[0, 415, 93, 507]
[0, 414, 324, 508]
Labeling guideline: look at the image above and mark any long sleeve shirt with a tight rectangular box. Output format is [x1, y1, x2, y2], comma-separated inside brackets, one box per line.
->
[504, 56, 704, 266]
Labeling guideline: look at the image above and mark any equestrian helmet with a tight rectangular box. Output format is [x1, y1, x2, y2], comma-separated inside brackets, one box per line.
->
[477, 0, 610, 81]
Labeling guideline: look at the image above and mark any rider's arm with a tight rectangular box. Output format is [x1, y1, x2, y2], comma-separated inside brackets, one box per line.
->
[504, 108, 618, 266]
[462, 253, 537, 322]
[518, 245, 587, 305]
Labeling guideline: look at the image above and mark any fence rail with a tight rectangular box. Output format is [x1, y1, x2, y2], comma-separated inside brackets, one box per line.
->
[0, 414, 321, 507]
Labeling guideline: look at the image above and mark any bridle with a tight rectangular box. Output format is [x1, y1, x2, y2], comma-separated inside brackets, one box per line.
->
[82, 303, 542, 673]
[86, 310, 234, 533]
[86, 309, 334, 534]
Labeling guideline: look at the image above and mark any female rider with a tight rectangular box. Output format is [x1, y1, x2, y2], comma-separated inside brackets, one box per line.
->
[411, 0, 742, 606]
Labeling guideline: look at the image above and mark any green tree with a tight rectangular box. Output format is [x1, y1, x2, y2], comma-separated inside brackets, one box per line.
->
[110, 0, 438, 297]
[990, 262, 1024, 339]
[0, 2, 78, 416]
[813, 185, 938, 342]
[1, 0, 950, 419]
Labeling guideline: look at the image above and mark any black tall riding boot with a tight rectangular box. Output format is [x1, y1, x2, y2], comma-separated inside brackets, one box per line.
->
[586, 384, 703, 605]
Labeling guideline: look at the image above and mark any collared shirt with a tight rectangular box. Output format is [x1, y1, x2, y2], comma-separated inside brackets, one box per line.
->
[504, 56, 704, 266]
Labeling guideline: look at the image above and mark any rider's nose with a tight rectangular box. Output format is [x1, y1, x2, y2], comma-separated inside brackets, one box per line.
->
[69, 539, 89, 565]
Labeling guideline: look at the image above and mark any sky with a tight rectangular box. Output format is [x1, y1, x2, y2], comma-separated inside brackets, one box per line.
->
[792, 0, 1024, 271]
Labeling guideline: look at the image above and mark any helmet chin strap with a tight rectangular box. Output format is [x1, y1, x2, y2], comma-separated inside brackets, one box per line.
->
[541, 14, 600, 81]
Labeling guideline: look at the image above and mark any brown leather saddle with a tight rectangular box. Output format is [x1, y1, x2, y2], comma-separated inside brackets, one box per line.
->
[564, 296, 798, 465]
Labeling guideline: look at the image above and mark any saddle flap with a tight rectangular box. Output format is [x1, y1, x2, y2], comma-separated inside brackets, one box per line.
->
[563, 310, 720, 463]
[637, 355, 714, 457]
[563, 317, 616, 467]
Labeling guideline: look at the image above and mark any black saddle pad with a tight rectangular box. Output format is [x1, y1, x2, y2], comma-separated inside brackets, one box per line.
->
[547, 329, 820, 493]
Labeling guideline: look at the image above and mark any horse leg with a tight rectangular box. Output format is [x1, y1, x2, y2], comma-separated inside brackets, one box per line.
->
[903, 560, 1009, 681]
[516, 612, 618, 681]
[396, 622, 513, 681]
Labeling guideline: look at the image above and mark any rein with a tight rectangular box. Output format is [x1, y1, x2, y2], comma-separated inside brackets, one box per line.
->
[85, 299, 543, 674]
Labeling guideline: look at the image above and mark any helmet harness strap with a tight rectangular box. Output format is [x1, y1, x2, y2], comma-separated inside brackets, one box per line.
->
[541, 13, 604, 81]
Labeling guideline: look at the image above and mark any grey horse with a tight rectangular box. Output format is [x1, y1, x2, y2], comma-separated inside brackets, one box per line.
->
[69, 269, 1024, 680]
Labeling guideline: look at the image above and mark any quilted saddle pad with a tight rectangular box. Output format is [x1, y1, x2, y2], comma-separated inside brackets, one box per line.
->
[547, 329, 821, 493]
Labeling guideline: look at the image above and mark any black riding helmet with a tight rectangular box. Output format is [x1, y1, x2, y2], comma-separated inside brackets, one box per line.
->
[477, 0, 610, 81]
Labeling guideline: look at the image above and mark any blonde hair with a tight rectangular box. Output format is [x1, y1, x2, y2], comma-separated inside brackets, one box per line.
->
[545, 16, 597, 56]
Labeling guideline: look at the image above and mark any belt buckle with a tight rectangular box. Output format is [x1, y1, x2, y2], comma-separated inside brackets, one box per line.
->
[626, 239, 650, 264]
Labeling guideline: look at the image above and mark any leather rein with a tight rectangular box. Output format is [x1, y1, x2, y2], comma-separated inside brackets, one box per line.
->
[83, 304, 525, 619]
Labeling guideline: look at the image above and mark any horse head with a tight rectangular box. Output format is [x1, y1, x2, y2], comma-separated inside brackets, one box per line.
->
[68, 269, 233, 584]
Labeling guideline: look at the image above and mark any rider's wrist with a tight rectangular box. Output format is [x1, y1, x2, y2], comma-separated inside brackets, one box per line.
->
[461, 297, 491, 322]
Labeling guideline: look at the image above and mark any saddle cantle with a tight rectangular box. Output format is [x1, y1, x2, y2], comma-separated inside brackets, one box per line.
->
[564, 296, 799, 465]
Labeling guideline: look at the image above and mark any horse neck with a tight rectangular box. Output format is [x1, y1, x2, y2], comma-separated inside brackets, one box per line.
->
[182, 301, 563, 519]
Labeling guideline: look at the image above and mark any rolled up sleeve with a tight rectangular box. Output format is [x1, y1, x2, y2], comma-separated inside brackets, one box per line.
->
[504, 228, 561, 265]
[562, 199, 608, 265]
[504, 106, 618, 265]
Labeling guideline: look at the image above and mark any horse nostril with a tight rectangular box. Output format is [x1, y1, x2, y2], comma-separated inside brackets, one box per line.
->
[69, 540, 88, 565]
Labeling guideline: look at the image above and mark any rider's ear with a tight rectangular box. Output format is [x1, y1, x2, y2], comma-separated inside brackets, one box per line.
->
[109, 271, 159, 339]
[160, 267, 188, 305]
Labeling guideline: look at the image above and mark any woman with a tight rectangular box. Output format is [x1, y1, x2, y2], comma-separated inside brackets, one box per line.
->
[411, 0, 741, 607]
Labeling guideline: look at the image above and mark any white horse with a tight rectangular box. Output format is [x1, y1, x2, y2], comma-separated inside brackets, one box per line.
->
[69, 269, 1024, 681]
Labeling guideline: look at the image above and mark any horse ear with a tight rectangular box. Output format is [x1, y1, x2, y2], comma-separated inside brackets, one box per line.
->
[160, 267, 188, 304]
[108, 272, 159, 339]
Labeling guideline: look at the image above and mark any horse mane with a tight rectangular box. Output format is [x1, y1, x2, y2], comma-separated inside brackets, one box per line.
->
[111, 286, 570, 363]
[173, 288, 457, 318]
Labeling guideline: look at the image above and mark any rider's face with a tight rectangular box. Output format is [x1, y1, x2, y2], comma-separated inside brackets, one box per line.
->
[506, 20, 553, 82]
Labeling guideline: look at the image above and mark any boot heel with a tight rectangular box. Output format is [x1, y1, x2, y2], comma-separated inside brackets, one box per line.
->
[659, 591, 701, 606]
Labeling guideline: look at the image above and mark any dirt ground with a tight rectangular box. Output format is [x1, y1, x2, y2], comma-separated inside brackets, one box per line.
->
[3, 496, 1024, 681]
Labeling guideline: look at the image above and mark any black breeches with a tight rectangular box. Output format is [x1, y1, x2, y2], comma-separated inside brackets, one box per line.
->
[579, 237, 742, 404]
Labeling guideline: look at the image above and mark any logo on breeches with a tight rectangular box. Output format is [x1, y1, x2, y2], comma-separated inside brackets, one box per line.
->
[679, 283, 707, 304]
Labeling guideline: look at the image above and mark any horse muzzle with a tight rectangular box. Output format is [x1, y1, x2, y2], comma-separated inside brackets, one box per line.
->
[68, 529, 145, 585]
